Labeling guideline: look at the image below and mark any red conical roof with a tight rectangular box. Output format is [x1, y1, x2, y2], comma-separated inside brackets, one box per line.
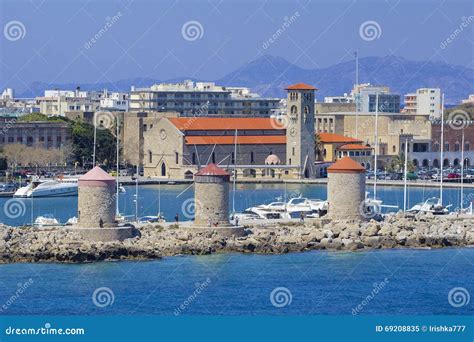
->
[327, 157, 366, 174]
[195, 163, 230, 177]
[79, 166, 115, 184]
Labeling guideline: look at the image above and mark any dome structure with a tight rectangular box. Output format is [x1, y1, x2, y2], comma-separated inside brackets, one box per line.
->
[265, 154, 281, 165]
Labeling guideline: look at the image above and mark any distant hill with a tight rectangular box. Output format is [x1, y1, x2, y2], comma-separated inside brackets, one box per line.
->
[18, 55, 474, 105]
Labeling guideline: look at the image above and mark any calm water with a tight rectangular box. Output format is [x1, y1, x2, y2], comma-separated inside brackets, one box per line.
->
[0, 249, 473, 315]
[0, 183, 472, 226]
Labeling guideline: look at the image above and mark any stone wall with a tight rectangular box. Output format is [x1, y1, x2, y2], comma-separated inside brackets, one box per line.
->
[78, 186, 116, 227]
[327, 172, 365, 220]
[194, 180, 229, 226]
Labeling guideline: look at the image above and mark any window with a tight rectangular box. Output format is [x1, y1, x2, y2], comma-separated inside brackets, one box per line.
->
[290, 105, 297, 114]
[175, 152, 179, 164]
[465, 142, 470, 151]
[454, 142, 460, 152]
[161, 163, 166, 176]
[148, 151, 152, 163]
[444, 143, 450, 152]
[250, 151, 254, 163]
[292, 147, 295, 156]
[192, 152, 196, 164]
[231, 152, 235, 164]
[212, 152, 216, 164]
[392, 145, 396, 153]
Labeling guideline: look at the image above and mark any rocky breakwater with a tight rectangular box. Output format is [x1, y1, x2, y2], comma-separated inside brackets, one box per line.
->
[0, 212, 473, 263]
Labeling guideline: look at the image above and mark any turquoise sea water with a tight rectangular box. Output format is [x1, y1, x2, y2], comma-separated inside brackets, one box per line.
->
[0, 183, 472, 226]
[0, 249, 473, 315]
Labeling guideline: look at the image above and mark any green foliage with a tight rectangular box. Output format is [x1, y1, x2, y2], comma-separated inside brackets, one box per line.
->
[385, 153, 416, 173]
[70, 120, 116, 167]
[18, 113, 69, 122]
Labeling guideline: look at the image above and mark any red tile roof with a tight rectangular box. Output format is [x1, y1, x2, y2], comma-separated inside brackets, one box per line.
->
[318, 132, 362, 144]
[285, 83, 318, 90]
[195, 163, 230, 177]
[338, 144, 372, 150]
[185, 135, 286, 145]
[327, 157, 366, 173]
[169, 118, 283, 131]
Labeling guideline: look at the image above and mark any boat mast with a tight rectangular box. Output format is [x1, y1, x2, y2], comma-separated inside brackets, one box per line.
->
[93, 112, 97, 167]
[403, 136, 408, 212]
[232, 129, 238, 214]
[116, 116, 119, 216]
[460, 128, 464, 212]
[135, 163, 139, 222]
[440, 94, 445, 205]
[373, 92, 379, 200]
[355, 50, 359, 139]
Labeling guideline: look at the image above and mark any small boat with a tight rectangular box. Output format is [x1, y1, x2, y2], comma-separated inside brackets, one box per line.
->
[138, 214, 166, 224]
[14, 177, 78, 198]
[34, 214, 59, 227]
[233, 207, 285, 221]
[407, 197, 450, 215]
[119, 185, 126, 194]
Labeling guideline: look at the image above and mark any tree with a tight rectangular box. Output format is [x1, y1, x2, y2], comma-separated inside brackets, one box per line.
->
[385, 153, 415, 173]
[70, 120, 116, 167]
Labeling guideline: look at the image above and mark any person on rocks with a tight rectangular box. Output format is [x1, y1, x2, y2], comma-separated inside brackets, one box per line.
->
[300, 212, 305, 222]
[175, 213, 179, 224]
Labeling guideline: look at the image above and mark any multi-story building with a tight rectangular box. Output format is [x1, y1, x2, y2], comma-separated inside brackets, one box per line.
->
[461, 94, 474, 104]
[0, 119, 71, 149]
[129, 80, 281, 117]
[410, 122, 473, 169]
[353, 84, 400, 113]
[404, 88, 441, 118]
[37, 88, 129, 116]
[315, 111, 432, 168]
[316, 132, 372, 168]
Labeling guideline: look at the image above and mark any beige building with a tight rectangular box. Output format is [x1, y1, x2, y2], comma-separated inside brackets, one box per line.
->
[316, 112, 432, 158]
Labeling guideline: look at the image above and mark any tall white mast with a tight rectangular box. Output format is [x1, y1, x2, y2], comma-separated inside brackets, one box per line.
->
[403, 136, 409, 212]
[355, 51, 359, 138]
[460, 128, 465, 211]
[115, 116, 120, 216]
[93, 112, 97, 167]
[440, 94, 445, 204]
[232, 129, 238, 214]
[373, 92, 379, 200]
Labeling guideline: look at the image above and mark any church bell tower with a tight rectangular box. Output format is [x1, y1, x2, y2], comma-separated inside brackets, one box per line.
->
[285, 83, 317, 178]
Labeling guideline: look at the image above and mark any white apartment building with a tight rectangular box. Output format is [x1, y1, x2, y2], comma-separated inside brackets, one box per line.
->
[404, 88, 441, 118]
[37, 88, 129, 115]
[352, 84, 400, 113]
[129, 80, 280, 117]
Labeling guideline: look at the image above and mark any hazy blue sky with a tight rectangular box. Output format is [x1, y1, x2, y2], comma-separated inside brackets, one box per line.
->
[1, 0, 473, 92]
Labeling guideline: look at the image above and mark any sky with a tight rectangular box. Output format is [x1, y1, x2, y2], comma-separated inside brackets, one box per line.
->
[0, 0, 473, 93]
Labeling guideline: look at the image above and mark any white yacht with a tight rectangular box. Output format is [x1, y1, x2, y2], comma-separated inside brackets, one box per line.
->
[14, 177, 78, 198]
[34, 214, 59, 227]
[407, 197, 450, 215]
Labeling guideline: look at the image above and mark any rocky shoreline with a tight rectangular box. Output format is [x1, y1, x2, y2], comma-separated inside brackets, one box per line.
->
[0, 212, 473, 263]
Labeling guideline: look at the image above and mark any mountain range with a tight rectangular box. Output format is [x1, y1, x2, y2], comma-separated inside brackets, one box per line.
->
[18, 55, 474, 105]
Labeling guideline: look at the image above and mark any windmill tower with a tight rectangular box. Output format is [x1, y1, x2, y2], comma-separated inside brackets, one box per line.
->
[285, 83, 317, 178]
